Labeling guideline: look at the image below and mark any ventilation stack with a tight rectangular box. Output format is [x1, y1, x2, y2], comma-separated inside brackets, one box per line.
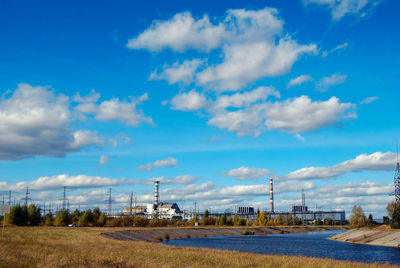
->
[154, 180, 159, 206]
[269, 177, 274, 213]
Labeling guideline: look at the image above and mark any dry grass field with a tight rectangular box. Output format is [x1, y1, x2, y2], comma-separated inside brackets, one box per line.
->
[0, 226, 398, 268]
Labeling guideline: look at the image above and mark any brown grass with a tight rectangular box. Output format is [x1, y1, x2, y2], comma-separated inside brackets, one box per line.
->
[0, 226, 398, 268]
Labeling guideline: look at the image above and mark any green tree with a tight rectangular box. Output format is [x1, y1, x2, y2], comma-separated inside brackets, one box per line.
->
[368, 214, 374, 226]
[239, 218, 247, 226]
[349, 205, 368, 228]
[324, 217, 333, 225]
[287, 214, 294, 226]
[258, 211, 267, 226]
[93, 207, 101, 225]
[79, 209, 94, 226]
[7, 204, 28, 226]
[71, 209, 80, 223]
[98, 213, 107, 226]
[55, 210, 71, 226]
[27, 204, 41, 226]
[233, 214, 240, 226]
[203, 209, 209, 219]
[387, 201, 398, 218]
[276, 214, 285, 225]
[222, 212, 227, 225]
[315, 219, 323, 225]
[390, 203, 400, 229]
[294, 216, 302, 225]
[44, 212, 54, 226]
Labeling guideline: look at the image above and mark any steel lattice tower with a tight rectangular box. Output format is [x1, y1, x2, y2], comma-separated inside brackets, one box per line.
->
[392, 153, 400, 202]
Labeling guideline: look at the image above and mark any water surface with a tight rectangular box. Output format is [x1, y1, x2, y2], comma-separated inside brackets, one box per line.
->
[165, 230, 400, 265]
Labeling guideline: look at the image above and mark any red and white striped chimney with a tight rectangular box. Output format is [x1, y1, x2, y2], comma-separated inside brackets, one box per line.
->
[269, 177, 274, 212]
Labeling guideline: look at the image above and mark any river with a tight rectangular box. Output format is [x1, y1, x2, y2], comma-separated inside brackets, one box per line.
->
[164, 230, 400, 265]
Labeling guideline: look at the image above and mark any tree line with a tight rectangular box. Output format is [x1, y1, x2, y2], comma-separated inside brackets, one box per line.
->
[4, 203, 399, 228]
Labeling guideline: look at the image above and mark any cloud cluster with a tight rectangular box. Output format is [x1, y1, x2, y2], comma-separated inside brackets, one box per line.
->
[265, 95, 353, 133]
[284, 152, 397, 180]
[303, 0, 378, 20]
[144, 175, 200, 185]
[287, 75, 313, 88]
[171, 88, 354, 136]
[0, 83, 103, 160]
[75, 90, 153, 127]
[224, 167, 272, 180]
[316, 73, 347, 92]
[128, 7, 317, 91]
[4, 174, 122, 191]
[137, 157, 178, 171]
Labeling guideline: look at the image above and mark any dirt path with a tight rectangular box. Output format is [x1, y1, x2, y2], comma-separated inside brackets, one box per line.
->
[101, 226, 340, 242]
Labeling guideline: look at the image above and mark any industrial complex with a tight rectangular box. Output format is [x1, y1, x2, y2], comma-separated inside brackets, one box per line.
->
[123, 178, 346, 223]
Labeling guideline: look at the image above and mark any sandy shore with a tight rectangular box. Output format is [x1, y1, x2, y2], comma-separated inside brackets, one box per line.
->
[330, 229, 400, 247]
[101, 226, 341, 242]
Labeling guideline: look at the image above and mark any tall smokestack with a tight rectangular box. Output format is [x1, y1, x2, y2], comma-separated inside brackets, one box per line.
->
[270, 177, 274, 213]
[154, 180, 159, 206]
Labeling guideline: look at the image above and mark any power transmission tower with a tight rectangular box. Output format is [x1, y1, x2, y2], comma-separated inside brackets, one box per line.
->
[134, 195, 137, 217]
[392, 143, 400, 202]
[107, 188, 112, 216]
[62, 186, 68, 211]
[8, 191, 11, 205]
[130, 192, 133, 216]
[24, 187, 31, 205]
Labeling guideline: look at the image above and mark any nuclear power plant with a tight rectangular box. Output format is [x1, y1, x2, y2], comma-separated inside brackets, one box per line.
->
[125, 178, 345, 223]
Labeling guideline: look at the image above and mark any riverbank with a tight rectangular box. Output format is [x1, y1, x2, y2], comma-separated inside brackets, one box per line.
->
[0, 227, 397, 267]
[101, 226, 343, 242]
[330, 229, 400, 247]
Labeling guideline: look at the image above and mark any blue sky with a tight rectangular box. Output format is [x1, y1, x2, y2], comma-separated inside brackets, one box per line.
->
[0, 0, 399, 218]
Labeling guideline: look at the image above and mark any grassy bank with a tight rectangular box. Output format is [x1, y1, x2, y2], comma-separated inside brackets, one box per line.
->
[0, 227, 398, 268]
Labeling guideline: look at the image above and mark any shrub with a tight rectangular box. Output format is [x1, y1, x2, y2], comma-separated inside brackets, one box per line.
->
[164, 233, 170, 242]
[239, 218, 247, 226]
[134, 216, 149, 227]
[154, 236, 163, 242]
[242, 229, 255, 235]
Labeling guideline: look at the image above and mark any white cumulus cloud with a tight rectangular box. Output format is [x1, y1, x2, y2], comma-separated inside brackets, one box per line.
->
[287, 75, 313, 88]
[128, 7, 317, 91]
[137, 157, 178, 171]
[150, 59, 204, 85]
[170, 90, 208, 111]
[284, 152, 397, 180]
[6, 174, 123, 190]
[224, 167, 272, 180]
[0, 83, 103, 160]
[265, 96, 354, 133]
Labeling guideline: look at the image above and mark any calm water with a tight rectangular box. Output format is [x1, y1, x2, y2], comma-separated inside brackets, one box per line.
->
[164, 230, 400, 265]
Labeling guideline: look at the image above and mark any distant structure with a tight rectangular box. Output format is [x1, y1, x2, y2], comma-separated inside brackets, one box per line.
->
[62, 186, 68, 211]
[238, 207, 254, 214]
[23, 187, 31, 206]
[107, 188, 112, 215]
[126, 180, 184, 220]
[270, 177, 274, 213]
[392, 146, 400, 202]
